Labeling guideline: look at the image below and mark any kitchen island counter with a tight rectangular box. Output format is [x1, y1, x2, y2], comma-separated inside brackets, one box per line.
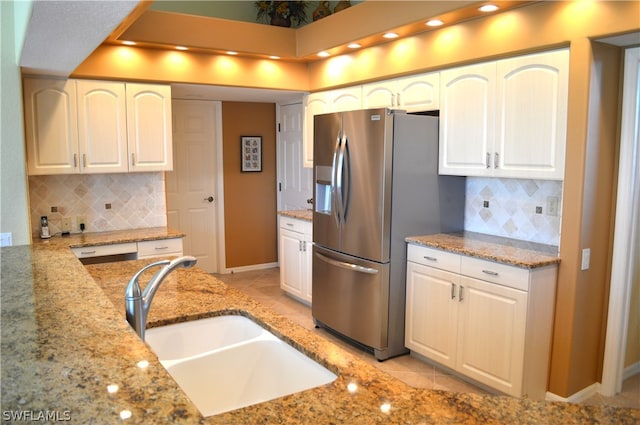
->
[2, 235, 637, 424]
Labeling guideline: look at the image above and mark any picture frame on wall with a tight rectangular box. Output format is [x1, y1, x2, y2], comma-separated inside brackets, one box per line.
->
[241, 136, 262, 172]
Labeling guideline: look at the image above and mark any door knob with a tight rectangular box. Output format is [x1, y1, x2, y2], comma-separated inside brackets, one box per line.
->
[204, 196, 214, 203]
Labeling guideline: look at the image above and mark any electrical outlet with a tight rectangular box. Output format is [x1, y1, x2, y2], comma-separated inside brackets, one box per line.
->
[77, 215, 86, 231]
[581, 248, 591, 271]
[61, 217, 72, 233]
[546, 196, 559, 216]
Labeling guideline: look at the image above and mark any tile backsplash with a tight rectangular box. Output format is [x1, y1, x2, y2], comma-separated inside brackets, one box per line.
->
[464, 177, 563, 246]
[29, 173, 167, 237]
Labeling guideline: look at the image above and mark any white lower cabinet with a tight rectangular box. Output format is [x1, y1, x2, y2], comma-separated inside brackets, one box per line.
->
[278, 216, 312, 304]
[405, 244, 557, 399]
[137, 238, 183, 259]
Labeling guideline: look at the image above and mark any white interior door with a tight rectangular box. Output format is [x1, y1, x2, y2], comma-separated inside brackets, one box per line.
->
[277, 102, 312, 211]
[166, 99, 221, 273]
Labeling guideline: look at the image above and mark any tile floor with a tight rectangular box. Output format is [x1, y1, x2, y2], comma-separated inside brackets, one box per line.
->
[214, 267, 640, 409]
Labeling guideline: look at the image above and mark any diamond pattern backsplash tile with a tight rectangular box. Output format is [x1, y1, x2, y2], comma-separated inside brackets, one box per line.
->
[464, 177, 562, 246]
[29, 173, 167, 236]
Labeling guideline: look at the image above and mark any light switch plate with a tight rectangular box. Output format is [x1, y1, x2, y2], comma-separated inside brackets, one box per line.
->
[581, 248, 591, 271]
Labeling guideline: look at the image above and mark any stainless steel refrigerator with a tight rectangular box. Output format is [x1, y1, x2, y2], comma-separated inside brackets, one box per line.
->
[312, 108, 465, 360]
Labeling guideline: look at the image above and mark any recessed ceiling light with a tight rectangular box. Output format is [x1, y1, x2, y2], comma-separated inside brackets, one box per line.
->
[269, 55, 280, 60]
[383, 32, 399, 39]
[122, 41, 136, 46]
[176, 46, 188, 51]
[426, 19, 444, 27]
[318, 51, 330, 57]
[226, 51, 238, 55]
[479, 4, 499, 12]
[348, 43, 361, 49]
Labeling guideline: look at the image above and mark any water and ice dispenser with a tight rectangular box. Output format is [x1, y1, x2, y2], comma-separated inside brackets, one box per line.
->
[315, 166, 332, 214]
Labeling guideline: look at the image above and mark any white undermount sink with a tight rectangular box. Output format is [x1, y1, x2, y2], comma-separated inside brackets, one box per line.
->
[145, 315, 337, 416]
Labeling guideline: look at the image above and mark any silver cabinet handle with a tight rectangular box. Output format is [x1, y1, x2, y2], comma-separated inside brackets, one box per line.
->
[494, 152, 499, 169]
[131, 153, 135, 167]
[315, 252, 378, 275]
[482, 269, 499, 276]
[451, 283, 456, 300]
[396, 92, 402, 106]
[82, 153, 87, 168]
[154, 246, 169, 250]
[286, 223, 294, 227]
[81, 250, 96, 255]
[204, 196, 214, 203]
[486, 152, 490, 168]
[459, 285, 464, 302]
[423, 255, 437, 262]
[73, 153, 78, 168]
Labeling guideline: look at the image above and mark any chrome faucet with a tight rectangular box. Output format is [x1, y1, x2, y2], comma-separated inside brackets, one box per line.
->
[125, 256, 197, 341]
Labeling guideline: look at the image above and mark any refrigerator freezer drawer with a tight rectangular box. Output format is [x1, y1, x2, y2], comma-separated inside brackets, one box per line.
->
[312, 245, 390, 350]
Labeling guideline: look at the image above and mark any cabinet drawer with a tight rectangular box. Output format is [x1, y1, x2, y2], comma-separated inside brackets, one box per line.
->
[461, 256, 530, 291]
[279, 216, 312, 235]
[137, 238, 183, 257]
[407, 244, 460, 273]
[72, 242, 137, 258]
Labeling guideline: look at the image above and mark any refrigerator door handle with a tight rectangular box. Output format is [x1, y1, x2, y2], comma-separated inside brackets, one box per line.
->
[335, 135, 347, 224]
[341, 135, 350, 221]
[315, 252, 379, 275]
[331, 135, 342, 226]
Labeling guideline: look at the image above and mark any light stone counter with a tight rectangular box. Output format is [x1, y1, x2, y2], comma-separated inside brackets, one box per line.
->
[278, 209, 313, 222]
[407, 231, 560, 268]
[2, 229, 638, 424]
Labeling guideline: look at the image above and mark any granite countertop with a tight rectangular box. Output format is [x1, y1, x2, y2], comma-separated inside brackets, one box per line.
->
[406, 231, 561, 268]
[2, 230, 637, 424]
[278, 209, 313, 222]
[33, 226, 185, 249]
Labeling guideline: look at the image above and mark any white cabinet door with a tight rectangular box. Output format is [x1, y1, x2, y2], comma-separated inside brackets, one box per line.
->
[302, 233, 313, 302]
[362, 81, 396, 109]
[126, 83, 173, 172]
[362, 73, 439, 112]
[395, 73, 439, 112]
[439, 62, 495, 176]
[405, 261, 459, 369]
[303, 93, 329, 168]
[456, 275, 528, 397]
[495, 50, 569, 180]
[24, 78, 79, 175]
[279, 227, 306, 299]
[76, 80, 128, 173]
[326, 86, 362, 112]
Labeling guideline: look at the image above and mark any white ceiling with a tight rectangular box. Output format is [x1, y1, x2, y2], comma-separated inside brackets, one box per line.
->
[20, 1, 140, 76]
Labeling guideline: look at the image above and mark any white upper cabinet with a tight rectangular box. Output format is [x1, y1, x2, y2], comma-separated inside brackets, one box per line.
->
[24, 78, 173, 175]
[495, 50, 569, 179]
[24, 78, 79, 175]
[126, 83, 173, 172]
[439, 62, 496, 176]
[439, 49, 569, 180]
[362, 72, 439, 112]
[76, 80, 128, 173]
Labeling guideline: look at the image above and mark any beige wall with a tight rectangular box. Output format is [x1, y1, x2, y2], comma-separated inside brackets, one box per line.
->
[548, 40, 622, 396]
[0, 1, 32, 246]
[221, 102, 277, 269]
